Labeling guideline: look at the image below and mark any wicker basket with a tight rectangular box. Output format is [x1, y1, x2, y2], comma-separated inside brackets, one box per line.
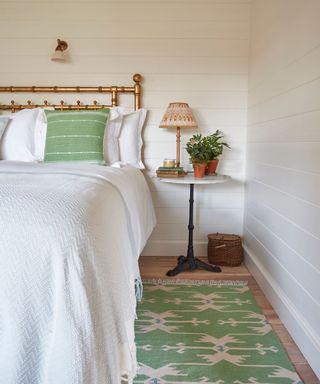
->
[207, 233, 243, 266]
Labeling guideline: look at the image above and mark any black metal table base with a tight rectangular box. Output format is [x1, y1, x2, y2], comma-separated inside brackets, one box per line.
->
[166, 182, 221, 277]
[167, 255, 221, 276]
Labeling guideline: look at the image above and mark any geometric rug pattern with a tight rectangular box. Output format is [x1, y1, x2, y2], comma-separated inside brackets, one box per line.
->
[134, 279, 303, 384]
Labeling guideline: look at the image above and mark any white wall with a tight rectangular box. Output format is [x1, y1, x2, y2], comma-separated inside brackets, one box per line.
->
[245, 0, 320, 378]
[0, 0, 250, 257]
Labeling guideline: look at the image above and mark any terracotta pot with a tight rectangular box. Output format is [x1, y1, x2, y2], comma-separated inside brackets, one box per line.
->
[205, 159, 219, 175]
[193, 162, 207, 178]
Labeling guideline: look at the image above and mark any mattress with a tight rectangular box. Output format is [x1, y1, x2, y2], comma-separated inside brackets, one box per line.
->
[0, 161, 156, 384]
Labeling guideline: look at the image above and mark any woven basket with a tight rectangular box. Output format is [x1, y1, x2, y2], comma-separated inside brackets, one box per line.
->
[207, 233, 243, 266]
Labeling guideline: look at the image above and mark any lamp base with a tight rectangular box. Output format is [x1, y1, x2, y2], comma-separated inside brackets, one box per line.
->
[175, 126, 181, 168]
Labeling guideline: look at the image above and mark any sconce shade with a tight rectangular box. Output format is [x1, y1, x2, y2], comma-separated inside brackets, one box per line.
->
[51, 39, 68, 62]
[159, 102, 198, 129]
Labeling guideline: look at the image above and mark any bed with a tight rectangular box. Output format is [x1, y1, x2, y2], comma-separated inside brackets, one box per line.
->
[0, 75, 156, 384]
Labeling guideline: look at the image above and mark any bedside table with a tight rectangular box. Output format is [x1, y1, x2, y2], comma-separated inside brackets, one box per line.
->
[158, 174, 230, 276]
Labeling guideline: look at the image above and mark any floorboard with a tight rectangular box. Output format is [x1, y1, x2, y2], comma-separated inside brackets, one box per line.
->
[139, 256, 320, 384]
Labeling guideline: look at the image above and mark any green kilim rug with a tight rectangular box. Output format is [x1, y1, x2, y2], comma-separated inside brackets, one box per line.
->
[134, 279, 303, 384]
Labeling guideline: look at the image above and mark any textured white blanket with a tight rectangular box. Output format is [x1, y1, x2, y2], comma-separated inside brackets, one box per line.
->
[0, 161, 156, 384]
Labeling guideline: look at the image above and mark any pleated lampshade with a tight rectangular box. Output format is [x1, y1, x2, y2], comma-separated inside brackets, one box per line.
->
[159, 102, 198, 129]
[159, 102, 197, 168]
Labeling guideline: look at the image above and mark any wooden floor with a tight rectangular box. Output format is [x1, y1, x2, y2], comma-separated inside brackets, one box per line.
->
[139, 256, 319, 384]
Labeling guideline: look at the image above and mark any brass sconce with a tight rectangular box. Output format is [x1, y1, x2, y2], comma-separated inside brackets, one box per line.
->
[51, 39, 68, 62]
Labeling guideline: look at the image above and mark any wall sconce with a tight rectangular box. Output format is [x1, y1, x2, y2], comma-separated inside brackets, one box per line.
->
[51, 39, 68, 62]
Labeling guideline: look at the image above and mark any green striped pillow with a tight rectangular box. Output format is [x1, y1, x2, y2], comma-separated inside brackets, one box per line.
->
[44, 109, 110, 163]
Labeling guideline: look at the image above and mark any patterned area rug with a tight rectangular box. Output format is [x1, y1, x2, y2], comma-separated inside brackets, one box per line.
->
[134, 279, 303, 384]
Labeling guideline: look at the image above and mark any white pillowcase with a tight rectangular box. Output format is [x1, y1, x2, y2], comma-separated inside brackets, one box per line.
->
[104, 107, 147, 169]
[0, 117, 10, 141]
[103, 108, 123, 165]
[34, 108, 55, 161]
[0, 108, 42, 162]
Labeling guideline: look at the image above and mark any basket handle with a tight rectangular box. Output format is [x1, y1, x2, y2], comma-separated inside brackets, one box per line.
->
[215, 244, 226, 249]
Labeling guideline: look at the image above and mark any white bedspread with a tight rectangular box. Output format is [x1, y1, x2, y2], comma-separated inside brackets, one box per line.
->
[0, 161, 156, 384]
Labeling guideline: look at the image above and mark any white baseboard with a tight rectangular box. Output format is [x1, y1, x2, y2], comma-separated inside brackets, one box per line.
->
[141, 240, 207, 257]
[244, 244, 320, 379]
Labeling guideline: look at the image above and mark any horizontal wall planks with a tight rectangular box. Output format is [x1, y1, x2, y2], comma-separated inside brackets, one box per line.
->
[248, 45, 320, 107]
[151, 190, 243, 209]
[151, 220, 243, 241]
[0, 38, 249, 58]
[246, 142, 320, 174]
[0, 2, 251, 22]
[154, 206, 242, 225]
[246, 110, 320, 143]
[246, 162, 320, 206]
[144, 140, 245, 160]
[246, 1, 320, 378]
[245, 213, 320, 304]
[246, 180, 320, 239]
[0, 72, 249, 92]
[249, 1, 320, 89]
[244, 228, 320, 337]
[0, 20, 250, 39]
[0, 56, 248, 75]
[248, 78, 320, 125]
[246, 199, 320, 271]
[0, 0, 252, 5]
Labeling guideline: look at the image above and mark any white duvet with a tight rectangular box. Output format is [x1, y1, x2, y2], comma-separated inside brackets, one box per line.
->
[0, 161, 156, 384]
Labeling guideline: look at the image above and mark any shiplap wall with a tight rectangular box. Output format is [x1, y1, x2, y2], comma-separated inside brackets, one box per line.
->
[245, 0, 320, 377]
[0, 0, 250, 257]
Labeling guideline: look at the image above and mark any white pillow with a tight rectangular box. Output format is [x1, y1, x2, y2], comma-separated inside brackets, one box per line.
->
[34, 108, 55, 161]
[105, 107, 147, 169]
[0, 108, 42, 161]
[103, 108, 123, 165]
[0, 117, 10, 141]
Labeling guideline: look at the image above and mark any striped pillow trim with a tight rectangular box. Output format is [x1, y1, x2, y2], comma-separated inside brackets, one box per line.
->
[44, 109, 110, 163]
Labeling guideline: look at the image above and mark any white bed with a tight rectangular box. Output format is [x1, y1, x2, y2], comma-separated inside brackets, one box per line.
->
[0, 160, 155, 383]
[0, 74, 157, 383]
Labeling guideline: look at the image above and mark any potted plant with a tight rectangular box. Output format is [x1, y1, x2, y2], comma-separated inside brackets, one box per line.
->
[203, 130, 230, 175]
[185, 134, 210, 178]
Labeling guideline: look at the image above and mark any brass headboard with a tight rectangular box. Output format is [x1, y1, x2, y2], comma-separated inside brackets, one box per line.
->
[0, 73, 142, 112]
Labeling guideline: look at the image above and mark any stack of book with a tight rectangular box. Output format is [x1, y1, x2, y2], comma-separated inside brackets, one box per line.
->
[156, 166, 186, 178]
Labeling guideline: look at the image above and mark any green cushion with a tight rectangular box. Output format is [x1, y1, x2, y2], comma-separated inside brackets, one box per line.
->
[44, 109, 110, 163]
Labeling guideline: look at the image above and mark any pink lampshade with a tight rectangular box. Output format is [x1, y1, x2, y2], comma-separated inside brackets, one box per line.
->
[159, 102, 198, 129]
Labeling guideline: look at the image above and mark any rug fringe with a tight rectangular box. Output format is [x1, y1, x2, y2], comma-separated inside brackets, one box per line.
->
[142, 278, 248, 286]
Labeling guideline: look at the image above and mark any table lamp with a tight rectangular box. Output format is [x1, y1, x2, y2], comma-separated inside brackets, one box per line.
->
[159, 102, 197, 168]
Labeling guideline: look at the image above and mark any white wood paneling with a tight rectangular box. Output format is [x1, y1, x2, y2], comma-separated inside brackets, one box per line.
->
[0, 2, 251, 22]
[0, 21, 250, 39]
[245, 0, 320, 378]
[0, 1, 249, 258]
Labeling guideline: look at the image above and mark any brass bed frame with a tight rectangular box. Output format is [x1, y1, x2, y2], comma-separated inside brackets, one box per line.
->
[0, 73, 142, 112]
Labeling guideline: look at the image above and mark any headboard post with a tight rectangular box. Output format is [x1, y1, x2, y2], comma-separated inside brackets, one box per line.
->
[133, 73, 142, 110]
[111, 86, 118, 107]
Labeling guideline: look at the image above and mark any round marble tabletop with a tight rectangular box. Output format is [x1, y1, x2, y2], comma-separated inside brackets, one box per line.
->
[158, 173, 230, 185]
